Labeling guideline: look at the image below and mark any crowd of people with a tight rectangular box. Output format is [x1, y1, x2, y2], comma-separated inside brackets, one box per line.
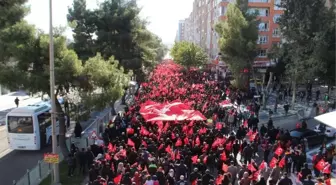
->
[68, 61, 333, 185]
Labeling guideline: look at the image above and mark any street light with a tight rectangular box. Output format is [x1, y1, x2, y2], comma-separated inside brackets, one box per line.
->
[49, 0, 60, 184]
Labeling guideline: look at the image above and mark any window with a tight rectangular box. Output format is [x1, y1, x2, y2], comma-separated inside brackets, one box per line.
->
[274, 0, 283, 10]
[248, 8, 269, 16]
[38, 111, 52, 128]
[272, 28, 280, 37]
[7, 116, 34, 133]
[257, 36, 268, 44]
[258, 50, 267, 57]
[220, 6, 226, 15]
[258, 22, 269, 31]
[273, 14, 281, 23]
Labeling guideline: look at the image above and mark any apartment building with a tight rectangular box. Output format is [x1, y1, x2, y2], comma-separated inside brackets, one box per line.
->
[175, 20, 186, 42]
[177, 0, 285, 68]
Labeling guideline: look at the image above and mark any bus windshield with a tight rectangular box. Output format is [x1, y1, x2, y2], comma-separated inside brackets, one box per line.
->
[7, 116, 34, 133]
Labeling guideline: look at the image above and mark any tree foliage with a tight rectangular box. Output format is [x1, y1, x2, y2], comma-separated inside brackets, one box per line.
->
[279, 0, 327, 82]
[80, 53, 132, 109]
[67, 0, 167, 72]
[0, 0, 133, 158]
[215, 1, 259, 89]
[170, 41, 208, 68]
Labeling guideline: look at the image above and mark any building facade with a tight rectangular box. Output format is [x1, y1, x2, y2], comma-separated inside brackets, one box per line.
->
[177, 0, 285, 68]
[175, 20, 186, 42]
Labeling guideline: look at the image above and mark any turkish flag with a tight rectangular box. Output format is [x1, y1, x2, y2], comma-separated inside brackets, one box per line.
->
[248, 163, 257, 172]
[259, 161, 266, 171]
[269, 157, 278, 168]
[127, 138, 135, 147]
[113, 174, 122, 184]
[220, 151, 227, 161]
[275, 147, 284, 156]
[315, 159, 326, 171]
[279, 157, 285, 168]
[191, 155, 198, 164]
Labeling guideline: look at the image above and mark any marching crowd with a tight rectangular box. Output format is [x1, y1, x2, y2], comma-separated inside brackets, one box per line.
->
[68, 62, 333, 185]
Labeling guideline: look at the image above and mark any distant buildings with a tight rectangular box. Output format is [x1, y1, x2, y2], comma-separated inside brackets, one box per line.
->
[175, 0, 285, 68]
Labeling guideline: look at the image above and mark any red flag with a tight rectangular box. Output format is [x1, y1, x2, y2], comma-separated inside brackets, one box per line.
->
[158, 143, 164, 150]
[184, 137, 189, 145]
[140, 126, 149, 136]
[142, 140, 148, 147]
[322, 163, 331, 174]
[113, 174, 122, 184]
[216, 174, 224, 185]
[191, 155, 198, 164]
[269, 157, 278, 168]
[195, 136, 200, 146]
[279, 157, 285, 168]
[315, 159, 326, 171]
[215, 122, 222, 130]
[126, 127, 134, 135]
[253, 170, 260, 181]
[222, 163, 228, 172]
[220, 151, 227, 161]
[203, 155, 208, 164]
[297, 172, 302, 180]
[107, 143, 113, 152]
[191, 180, 197, 185]
[258, 161, 266, 171]
[248, 163, 257, 172]
[127, 138, 135, 147]
[105, 153, 111, 161]
[275, 147, 284, 156]
[165, 145, 172, 153]
[171, 132, 176, 139]
[175, 138, 182, 147]
[175, 151, 181, 160]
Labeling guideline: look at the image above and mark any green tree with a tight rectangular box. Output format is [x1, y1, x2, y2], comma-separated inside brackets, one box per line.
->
[278, 0, 332, 105]
[170, 41, 208, 68]
[215, 1, 259, 90]
[68, 0, 166, 74]
[0, 0, 30, 63]
[80, 53, 132, 110]
[314, 3, 335, 94]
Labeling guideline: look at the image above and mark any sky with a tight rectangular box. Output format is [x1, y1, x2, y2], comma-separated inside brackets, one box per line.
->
[25, 0, 194, 45]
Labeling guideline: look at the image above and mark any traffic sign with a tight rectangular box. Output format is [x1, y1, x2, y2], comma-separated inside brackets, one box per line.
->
[90, 130, 98, 139]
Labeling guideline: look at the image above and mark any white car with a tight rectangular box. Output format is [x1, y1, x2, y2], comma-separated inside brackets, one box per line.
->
[314, 123, 336, 138]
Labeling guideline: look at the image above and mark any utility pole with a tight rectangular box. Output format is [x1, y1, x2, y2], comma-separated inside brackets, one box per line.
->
[49, 0, 60, 183]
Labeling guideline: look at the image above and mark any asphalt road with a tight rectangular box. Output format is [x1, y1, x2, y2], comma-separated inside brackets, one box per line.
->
[0, 146, 51, 185]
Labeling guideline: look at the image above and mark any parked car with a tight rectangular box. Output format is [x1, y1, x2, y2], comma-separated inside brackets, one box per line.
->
[290, 128, 327, 147]
[314, 123, 336, 138]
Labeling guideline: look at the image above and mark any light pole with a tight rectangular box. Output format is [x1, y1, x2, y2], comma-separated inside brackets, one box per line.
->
[49, 0, 60, 183]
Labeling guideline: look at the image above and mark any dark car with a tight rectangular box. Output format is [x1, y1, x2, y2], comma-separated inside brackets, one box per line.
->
[290, 129, 327, 147]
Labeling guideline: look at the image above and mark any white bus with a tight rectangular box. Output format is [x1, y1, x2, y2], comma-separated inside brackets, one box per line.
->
[6, 102, 59, 150]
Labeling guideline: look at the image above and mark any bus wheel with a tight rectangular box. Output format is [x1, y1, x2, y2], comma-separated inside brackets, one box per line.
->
[48, 136, 52, 145]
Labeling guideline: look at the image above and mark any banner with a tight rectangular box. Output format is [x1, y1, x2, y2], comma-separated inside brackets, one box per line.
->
[44, 153, 59, 164]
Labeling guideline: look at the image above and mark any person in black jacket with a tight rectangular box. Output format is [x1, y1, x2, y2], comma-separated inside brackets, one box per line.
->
[74, 121, 83, 138]
[189, 168, 201, 183]
[201, 169, 214, 185]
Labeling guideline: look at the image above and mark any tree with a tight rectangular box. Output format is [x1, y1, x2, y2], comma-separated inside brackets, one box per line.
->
[170, 41, 208, 68]
[215, 1, 259, 90]
[314, 3, 335, 94]
[80, 53, 132, 110]
[0, 0, 31, 63]
[67, 0, 167, 74]
[278, 0, 333, 105]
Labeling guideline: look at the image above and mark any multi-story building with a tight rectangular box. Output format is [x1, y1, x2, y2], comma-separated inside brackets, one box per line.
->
[175, 20, 186, 42]
[177, 0, 285, 68]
